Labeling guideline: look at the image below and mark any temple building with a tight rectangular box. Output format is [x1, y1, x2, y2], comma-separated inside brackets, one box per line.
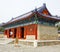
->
[2, 4, 60, 40]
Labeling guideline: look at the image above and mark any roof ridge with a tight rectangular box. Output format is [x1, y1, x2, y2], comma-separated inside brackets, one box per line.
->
[10, 3, 47, 20]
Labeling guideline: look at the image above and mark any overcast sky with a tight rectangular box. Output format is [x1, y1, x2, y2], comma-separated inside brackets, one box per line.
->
[0, 0, 60, 23]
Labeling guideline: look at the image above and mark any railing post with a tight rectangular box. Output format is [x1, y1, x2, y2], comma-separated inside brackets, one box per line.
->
[34, 40, 37, 47]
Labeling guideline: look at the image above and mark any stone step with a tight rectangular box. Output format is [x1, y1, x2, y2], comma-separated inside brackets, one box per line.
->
[0, 38, 15, 44]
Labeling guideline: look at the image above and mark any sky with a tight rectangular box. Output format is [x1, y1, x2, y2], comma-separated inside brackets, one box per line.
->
[0, 0, 60, 23]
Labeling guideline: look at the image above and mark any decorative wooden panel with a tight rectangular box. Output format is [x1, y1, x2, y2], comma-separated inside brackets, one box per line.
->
[24, 24, 37, 39]
[42, 9, 49, 15]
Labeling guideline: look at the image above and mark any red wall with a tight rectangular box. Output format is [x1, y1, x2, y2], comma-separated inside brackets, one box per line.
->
[4, 30, 7, 35]
[24, 24, 37, 39]
[4, 24, 37, 40]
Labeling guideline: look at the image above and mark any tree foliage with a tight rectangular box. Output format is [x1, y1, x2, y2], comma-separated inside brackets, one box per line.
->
[0, 27, 4, 32]
[55, 22, 60, 30]
[58, 27, 60, 30]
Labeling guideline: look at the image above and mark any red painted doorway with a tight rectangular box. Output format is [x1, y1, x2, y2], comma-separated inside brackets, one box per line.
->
[21, 27, 24, 39]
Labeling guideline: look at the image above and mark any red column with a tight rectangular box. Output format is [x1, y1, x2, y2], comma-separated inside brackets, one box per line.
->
[18, 27, 21, 39]
[7, 29, 10, 38]
[16, 27, 19, 38]
[16, 27, 21, 39]
[24, 26, 27, 39]
[35, 24, 37, 40]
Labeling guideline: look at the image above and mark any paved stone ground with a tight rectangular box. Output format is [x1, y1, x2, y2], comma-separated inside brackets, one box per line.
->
[0, 44, 60, 52]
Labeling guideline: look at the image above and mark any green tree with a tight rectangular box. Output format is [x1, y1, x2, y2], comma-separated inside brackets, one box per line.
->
[0, 27, 4, 32]
[55, 22, 60, 30]
[58, 27, 60, 30]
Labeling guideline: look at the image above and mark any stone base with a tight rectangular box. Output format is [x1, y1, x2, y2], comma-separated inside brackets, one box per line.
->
[18, 40, 60, 47]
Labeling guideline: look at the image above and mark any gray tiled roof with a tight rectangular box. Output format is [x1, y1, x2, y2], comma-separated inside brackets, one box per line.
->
[8, 4, 51, 23]
[8, 12, 33, 23]
[2, 4, 60, 26]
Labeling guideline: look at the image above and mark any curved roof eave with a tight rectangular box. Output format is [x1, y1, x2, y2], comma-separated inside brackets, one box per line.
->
[37, 12, 60, 21]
